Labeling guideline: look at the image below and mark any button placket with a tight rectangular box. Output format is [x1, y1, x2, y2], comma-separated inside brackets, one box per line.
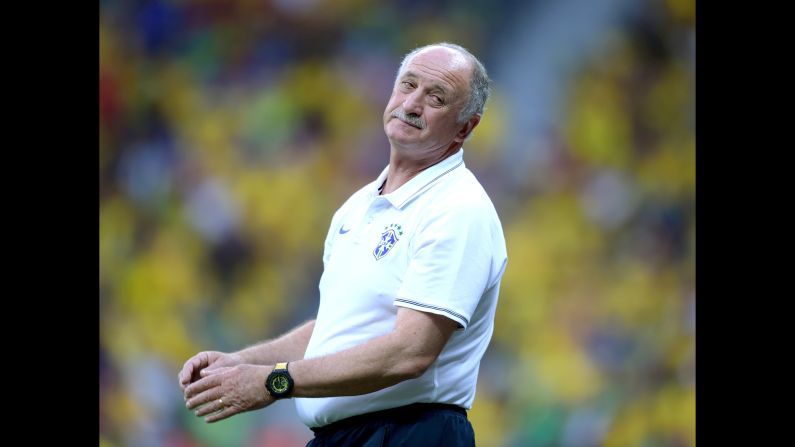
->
[354, 199, 376, 244]
[360, 198, 388, 244]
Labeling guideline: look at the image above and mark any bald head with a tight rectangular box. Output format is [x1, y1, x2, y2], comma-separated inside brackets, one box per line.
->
[396, 43, 492, 123]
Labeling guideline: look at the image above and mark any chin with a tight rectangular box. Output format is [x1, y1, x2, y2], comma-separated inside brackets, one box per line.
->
[386, 127, 420, 145]
[387, 134, 412, 147]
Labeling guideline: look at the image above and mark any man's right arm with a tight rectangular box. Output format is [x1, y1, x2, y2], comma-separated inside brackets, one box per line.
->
[236, 320, 315, 365]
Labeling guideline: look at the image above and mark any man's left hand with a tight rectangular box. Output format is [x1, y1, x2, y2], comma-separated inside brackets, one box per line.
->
[184, 364, 274, 423]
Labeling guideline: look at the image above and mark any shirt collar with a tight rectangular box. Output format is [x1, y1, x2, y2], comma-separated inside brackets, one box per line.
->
[370, 148, 465, 209]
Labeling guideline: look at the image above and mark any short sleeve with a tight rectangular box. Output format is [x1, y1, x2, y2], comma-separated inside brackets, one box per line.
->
[395, 203, 495, 329]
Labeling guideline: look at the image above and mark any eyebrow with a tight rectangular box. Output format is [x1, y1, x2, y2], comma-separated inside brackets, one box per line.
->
[401, 71, 450, 96]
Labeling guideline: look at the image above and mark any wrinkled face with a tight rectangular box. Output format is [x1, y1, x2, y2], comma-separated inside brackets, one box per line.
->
[383, 47, 473, 153]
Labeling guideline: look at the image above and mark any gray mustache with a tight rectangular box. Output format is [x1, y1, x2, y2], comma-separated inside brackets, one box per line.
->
[391, 109, 426, 129]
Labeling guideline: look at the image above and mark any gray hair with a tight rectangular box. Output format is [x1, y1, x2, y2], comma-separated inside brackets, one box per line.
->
[396, 42, 492, 123]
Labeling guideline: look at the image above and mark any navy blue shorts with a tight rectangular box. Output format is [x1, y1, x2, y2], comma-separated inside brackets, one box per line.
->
[307, 402, 475, 447]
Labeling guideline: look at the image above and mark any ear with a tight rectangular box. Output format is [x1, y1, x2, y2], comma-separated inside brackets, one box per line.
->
[453, 114, 481, 143]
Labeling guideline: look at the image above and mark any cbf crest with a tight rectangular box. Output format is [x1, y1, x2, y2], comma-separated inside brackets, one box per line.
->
[373, 223, 403, 260]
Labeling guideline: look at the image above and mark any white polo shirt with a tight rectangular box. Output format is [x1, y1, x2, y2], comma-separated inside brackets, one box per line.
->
[295, 149, 508, 428]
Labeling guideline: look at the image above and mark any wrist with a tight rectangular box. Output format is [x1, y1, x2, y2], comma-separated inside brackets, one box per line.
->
[235, 348, 257, 365]
[265, 362, 295, 399]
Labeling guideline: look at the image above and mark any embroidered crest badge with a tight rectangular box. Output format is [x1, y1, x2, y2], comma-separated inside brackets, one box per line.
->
[373, 223, 403, 260]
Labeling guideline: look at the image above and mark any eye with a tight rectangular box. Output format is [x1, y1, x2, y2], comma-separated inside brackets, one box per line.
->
[401, 81, 415, 89]
[430, 95, 444, 105]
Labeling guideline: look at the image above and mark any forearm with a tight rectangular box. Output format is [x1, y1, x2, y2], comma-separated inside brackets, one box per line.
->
[236, 320, 315, 365]
[288, 329, 436, 398]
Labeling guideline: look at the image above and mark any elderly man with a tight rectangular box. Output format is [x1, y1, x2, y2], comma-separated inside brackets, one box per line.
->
[180, 42, 507, 446]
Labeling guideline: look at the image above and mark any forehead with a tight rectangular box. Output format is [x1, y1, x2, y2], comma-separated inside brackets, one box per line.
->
[400, 47, 472, 95]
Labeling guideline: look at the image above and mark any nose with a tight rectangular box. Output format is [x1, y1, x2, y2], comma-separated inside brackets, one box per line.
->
[402, 90, 423, 116]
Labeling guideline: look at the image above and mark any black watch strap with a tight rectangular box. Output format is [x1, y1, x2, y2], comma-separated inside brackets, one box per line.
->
[265, 362, 294, 399]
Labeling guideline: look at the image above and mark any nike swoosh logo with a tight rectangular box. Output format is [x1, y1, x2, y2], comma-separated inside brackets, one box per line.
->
[339, 226, 351, 234]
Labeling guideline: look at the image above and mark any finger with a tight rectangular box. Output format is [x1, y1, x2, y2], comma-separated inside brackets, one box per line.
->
[194, 397, 226, 417]
[179, 362, 195, 386]
[179, 353, 207, 385]
[179, 366, 196, 388]
[206, 405, 240, 423]
[180, 354, 204, 379]
[186, 387, 223, 411]
[184, 374, 221, 400]
[201, 366, 230, 377]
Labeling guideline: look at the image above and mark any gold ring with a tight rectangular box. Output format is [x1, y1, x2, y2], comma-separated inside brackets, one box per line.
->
[218, 398, 224, 406]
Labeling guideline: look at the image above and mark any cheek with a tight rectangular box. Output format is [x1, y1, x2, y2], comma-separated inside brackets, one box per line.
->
[426, 115, 459, 138]
[385, 94, 401, 110]
[383, 97, 398, 119]
[424, 113, 444, 130]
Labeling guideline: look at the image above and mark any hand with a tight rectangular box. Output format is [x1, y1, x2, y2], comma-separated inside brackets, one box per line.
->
[184, 364, 274, 423]
[178, 351, 244, 391]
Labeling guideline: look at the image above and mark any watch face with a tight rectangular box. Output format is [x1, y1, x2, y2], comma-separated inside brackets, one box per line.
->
[270, 374, 290, 394]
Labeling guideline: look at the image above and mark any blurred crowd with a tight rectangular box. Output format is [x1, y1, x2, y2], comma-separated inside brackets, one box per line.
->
[100, 0, 695, 446]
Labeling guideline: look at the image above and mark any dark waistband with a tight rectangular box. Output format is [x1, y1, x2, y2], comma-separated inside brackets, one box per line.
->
[311, 402, 467, 436]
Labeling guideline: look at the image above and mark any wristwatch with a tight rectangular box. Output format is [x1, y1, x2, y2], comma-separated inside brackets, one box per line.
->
[265, 362, 294, 399]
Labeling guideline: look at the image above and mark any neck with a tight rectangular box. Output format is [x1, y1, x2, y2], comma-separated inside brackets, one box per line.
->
[381, 143, 461, 195]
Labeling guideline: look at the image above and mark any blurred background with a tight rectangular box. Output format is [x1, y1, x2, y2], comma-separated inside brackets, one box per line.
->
[99, 0, 695, 445]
